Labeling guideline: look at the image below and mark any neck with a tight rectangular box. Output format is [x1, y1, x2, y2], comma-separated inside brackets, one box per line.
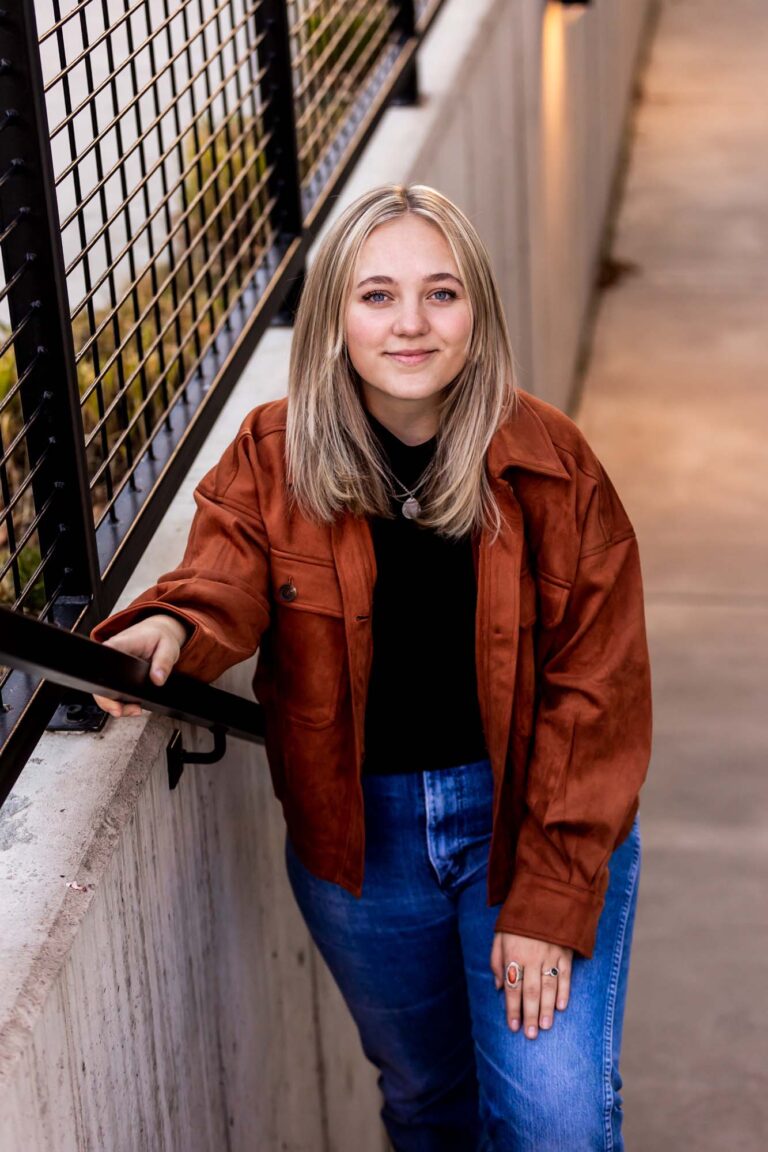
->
[361, 389, 439, 446]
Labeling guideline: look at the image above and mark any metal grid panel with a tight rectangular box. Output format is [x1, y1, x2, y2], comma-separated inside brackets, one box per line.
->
[37, 0, 277, 532]
[288, 0, 401, 204]
[415, 0, 441, 30]
[0, 268, 49, 619]
[0, 239, 53, 700]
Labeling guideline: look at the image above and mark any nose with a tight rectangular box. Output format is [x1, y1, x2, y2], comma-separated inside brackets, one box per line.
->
[391, 297, 429, 337]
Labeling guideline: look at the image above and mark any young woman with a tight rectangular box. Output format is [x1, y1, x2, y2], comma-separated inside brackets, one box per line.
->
[92, 184, 652, 1152]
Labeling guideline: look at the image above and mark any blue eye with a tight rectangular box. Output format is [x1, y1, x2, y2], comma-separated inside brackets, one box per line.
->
[431, 289, 457, 301]
[362, 290, 389, 303]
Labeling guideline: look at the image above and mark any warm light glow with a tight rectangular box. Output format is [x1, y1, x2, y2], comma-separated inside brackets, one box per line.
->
[542, 0, 588, 169]
[542, 1, 588, 134]
[542, 5, 566, 148]
[541, 2, 574, 331]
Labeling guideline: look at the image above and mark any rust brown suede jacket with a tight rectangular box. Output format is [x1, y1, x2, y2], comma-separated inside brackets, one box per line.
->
[91, 389, 652, 958]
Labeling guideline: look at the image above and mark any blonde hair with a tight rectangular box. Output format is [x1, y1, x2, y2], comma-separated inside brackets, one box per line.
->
[286, 184, 518, 539]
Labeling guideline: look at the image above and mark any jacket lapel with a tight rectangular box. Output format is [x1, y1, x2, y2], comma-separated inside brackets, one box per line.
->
[487, 392, 570, 480]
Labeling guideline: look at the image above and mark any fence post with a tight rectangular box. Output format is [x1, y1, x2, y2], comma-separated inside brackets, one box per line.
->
[393, 0, 420, 106]
[0, 2, 102, 625]
[253, 0, 305, 322]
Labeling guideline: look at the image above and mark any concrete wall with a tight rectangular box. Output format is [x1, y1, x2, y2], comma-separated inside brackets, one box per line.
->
[0, 2, 653, 1148]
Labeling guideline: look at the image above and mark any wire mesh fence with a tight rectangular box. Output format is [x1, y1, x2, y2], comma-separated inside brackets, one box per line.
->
[0, 0, 442, 795]
[0, 271, 40, 615]
[415, 0, 441, 29]
[289, 0, 400, 202]
[42, 0, 280, 531]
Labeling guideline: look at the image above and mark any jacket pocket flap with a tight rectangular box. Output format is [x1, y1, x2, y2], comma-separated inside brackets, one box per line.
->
[270, 550, 344, 618]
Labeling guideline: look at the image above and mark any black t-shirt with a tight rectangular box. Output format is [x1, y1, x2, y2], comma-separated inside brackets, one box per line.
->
[362, 411, 488, 775]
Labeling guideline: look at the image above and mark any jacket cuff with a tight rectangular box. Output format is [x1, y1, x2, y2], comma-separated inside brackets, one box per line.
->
[493, 870, 608, 959]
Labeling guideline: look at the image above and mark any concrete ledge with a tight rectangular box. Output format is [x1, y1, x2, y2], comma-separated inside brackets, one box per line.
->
[0, 716, 171, 1073]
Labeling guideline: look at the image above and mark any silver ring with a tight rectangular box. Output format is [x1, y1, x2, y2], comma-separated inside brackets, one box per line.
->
[541, 967, 559, 978]
[504, 961, 524, 990]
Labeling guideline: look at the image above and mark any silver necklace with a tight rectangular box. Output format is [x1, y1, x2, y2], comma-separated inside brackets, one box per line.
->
[388, 471, 429, 520]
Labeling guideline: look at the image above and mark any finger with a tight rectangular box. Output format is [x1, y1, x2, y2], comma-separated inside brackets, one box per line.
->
[92, 699, 135, 718]
[500, 948, 523, 1032]
[539, 965, 559, 1030]
[504, 980, 522, 1033]
[100, 625, 159, 664]
[556, 958, 572, 1012]
[522, 969, 542, 1039]
[92, 692, 124, 717]
[148, 633, 181, 685]
[490, 935, 504, 989]
[92, 694, 142, 718]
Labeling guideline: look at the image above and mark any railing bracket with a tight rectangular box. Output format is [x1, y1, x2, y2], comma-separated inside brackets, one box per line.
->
[47, 690, 108, 733]
[167, 725, 227, 791]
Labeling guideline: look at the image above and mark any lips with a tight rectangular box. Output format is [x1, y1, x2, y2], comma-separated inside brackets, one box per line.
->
[384, 350, 436, 365]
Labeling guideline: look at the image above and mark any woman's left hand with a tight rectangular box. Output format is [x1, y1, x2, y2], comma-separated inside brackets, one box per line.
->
[490, 932, 574, 1038]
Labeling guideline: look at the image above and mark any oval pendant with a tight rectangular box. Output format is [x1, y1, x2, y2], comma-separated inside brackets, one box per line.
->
[401, 497, 421, 520]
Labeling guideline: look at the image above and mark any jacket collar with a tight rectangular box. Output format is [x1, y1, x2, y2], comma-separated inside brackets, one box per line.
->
[486, 391, 570, 480]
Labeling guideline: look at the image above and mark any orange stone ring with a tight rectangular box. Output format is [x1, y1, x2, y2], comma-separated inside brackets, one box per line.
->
[504, 961, 524, 990]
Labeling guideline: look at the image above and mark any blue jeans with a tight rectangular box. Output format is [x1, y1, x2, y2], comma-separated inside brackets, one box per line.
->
[285, 758, 641, 1152]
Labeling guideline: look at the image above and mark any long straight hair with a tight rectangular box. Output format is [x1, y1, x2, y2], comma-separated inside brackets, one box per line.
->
[286, 184, 518, 539]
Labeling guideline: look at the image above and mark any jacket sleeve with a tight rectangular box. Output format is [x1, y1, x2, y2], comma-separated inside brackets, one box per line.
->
[90, 429, 271, 683]
[494, 465, 652, 958]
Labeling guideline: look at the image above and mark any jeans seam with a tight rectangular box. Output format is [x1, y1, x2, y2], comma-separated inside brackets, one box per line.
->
[423, 770, 442, 885]
[602, 825, 642, 1152]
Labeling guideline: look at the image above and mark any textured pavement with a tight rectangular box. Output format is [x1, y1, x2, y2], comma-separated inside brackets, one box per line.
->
[574, 1, 768, 1147]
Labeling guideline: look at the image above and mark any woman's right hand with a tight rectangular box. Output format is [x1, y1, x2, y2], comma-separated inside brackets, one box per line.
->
[92, 613, 192, 718]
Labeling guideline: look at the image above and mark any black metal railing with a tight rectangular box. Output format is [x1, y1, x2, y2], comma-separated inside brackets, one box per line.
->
[0, 604, 265, 791]
[0, 0, 445, 803]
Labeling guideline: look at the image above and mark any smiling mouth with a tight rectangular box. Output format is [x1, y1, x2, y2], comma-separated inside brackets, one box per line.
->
[385, 350, 436, 363]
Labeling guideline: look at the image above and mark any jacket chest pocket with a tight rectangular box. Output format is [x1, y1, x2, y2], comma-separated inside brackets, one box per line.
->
[269, 549, 346, 728]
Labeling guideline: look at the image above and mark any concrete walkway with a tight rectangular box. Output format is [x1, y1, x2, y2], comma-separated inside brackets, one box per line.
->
[574, 1, 768, 1147]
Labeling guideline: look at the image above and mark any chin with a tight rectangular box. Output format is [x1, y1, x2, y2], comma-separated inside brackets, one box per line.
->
[375, 377, 447, 398]
[385, 388, 446, 404]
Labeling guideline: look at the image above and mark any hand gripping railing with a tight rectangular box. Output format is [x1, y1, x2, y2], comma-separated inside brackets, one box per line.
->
[0, 605, 265, 800]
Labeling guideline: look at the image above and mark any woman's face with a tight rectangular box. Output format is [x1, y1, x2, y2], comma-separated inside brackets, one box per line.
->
[344, 214, 472, 431]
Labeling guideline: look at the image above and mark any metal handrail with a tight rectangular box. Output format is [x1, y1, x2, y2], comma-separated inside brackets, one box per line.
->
[0, 605, 265, 802]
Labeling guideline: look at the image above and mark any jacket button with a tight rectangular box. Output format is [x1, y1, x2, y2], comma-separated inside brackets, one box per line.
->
[279, 581, 298, 602]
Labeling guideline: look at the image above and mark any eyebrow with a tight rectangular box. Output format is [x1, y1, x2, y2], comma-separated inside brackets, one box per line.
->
[356, 272, 464, 288]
